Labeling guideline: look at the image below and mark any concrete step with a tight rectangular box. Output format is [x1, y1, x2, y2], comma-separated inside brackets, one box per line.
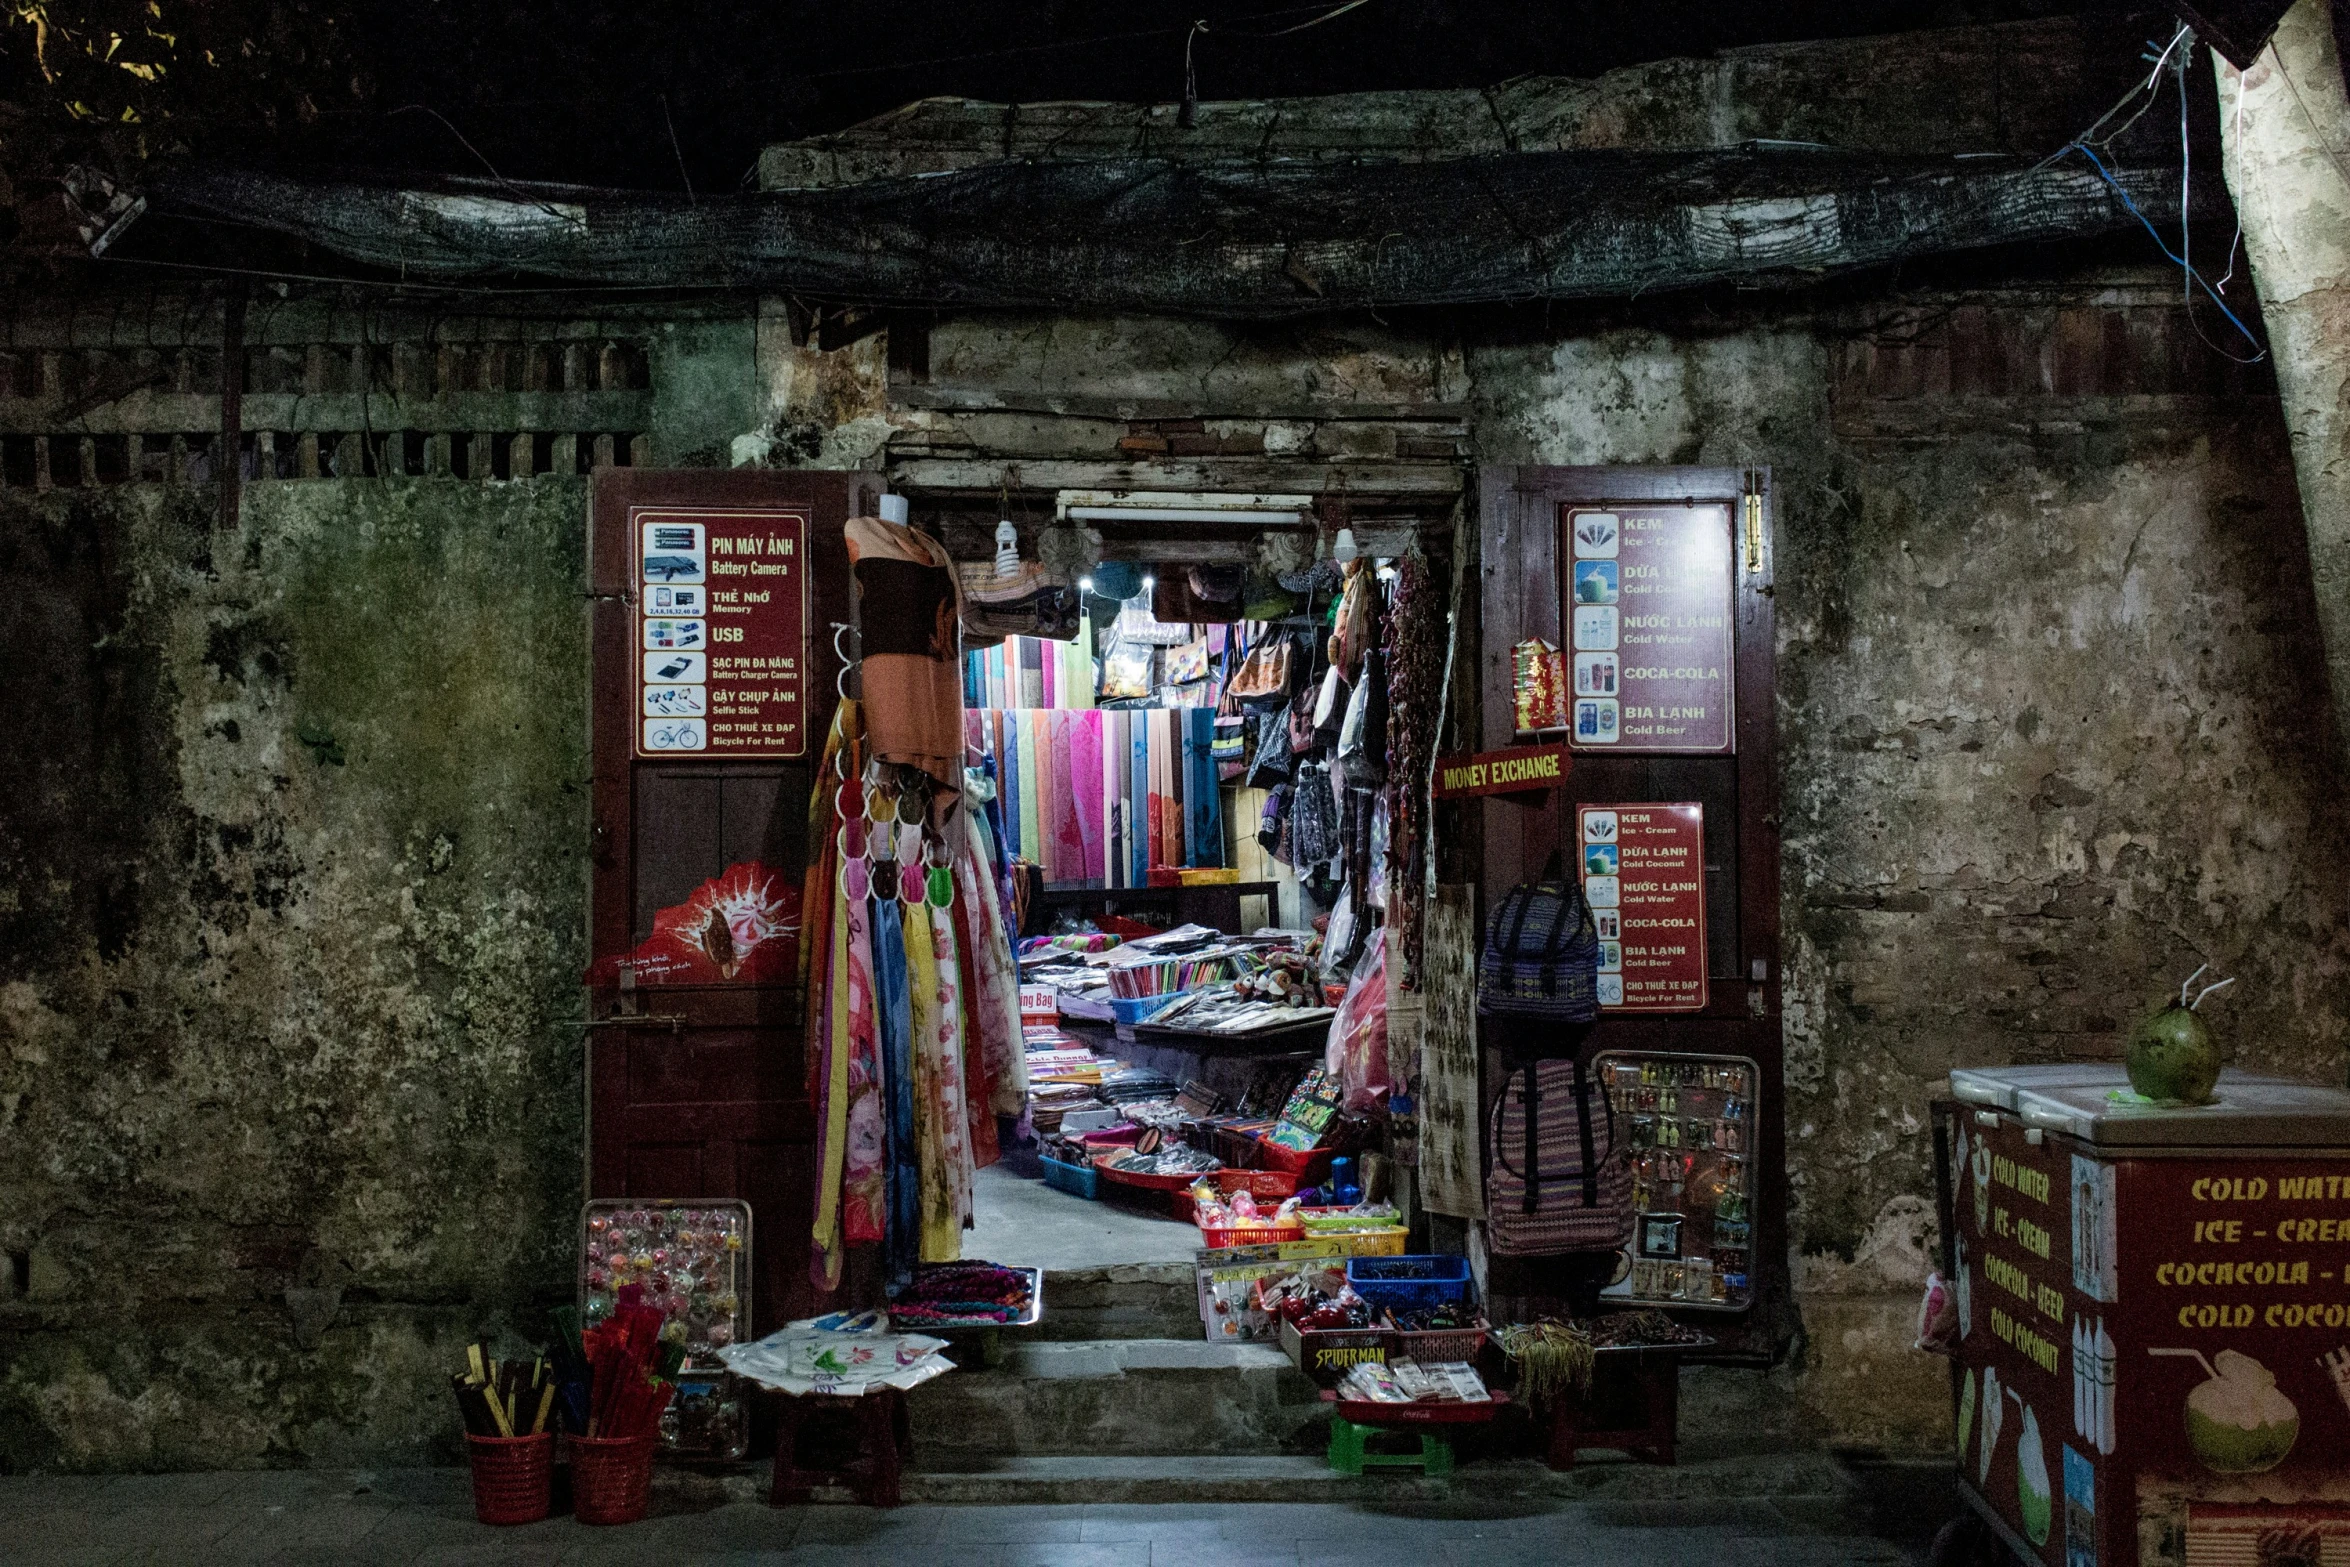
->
[1026, 1263, 1202, 1340]
[902, 1451, 1864, 1506]
[653, 1450, 1869, 1509]
[907, 1338, 1327, 1457]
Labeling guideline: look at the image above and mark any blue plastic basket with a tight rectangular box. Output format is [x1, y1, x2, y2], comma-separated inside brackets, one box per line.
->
[1040, 1152, 1100, 1200]
[1346, 1255, 1473, 1313]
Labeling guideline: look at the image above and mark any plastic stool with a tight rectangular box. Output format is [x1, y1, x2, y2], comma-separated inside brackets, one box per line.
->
[769, 1386, 910, 1508]
[1326, 1412, 1455, 1476]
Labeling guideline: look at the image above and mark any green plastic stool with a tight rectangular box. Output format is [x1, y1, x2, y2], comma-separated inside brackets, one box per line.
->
[1326, 1413, 1455, 1476]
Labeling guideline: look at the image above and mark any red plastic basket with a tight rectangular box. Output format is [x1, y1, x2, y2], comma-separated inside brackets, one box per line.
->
[466, 1432, 553, 1525]
[568, 1433, 657, 1525]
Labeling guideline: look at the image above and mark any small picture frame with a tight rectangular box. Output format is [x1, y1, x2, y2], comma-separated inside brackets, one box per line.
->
[1639, 1212, 1685, 1259]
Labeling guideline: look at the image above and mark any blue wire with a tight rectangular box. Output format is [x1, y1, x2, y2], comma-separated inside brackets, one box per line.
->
[2064, 141, 2266, 356]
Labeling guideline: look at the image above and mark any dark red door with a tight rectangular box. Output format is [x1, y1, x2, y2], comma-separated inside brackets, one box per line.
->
[1478, 464, 1785, 1355]
[586, 468, 873, 1332]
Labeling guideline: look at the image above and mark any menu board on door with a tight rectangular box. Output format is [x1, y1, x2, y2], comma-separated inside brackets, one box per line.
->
[1578, 803, 1707, 1012]
[633, 507, 809, 759]
[1561, 504, 1735, 753]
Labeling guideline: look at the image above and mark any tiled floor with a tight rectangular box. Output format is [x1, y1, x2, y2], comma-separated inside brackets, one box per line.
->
[0, 1470, 1941, 1566]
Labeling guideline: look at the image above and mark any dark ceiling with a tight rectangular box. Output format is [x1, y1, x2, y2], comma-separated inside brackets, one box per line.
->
[258, 1, 2141, 190]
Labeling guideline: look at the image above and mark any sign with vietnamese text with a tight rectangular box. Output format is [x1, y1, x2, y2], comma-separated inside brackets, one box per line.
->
[1577, 803, 1707, 1011]
[1561, 505, 1734, 753]
[633, 507, 809, 758]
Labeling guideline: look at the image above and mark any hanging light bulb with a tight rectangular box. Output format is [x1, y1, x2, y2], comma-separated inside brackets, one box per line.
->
[994, 517, 1020, 579]
[1333, 526, 1359, 563]
[1079, 575, 1095, 594]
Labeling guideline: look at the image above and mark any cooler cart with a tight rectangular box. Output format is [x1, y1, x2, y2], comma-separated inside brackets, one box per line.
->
[1932, 1065, 2350, 1567]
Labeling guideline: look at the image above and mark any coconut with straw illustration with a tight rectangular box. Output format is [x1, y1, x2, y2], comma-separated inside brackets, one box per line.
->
[2151, 1347, 2299, 1473]
[2125, 965, 2235, 1106]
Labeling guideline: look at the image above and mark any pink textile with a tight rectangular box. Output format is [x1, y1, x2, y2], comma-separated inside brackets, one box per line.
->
[1072, 711, 1103, 884]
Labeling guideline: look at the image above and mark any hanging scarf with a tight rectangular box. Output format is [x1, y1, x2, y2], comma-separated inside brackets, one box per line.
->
[806, 700, 862, 1290]
[954, 810, 1027, 1118]
[841, 875, 886, 1245]
[908, 881, 974, 1261]
[871, 892, 920, 1288]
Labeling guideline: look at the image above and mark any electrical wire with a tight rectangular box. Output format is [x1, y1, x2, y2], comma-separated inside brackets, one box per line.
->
[2065, 141, 2264, 356]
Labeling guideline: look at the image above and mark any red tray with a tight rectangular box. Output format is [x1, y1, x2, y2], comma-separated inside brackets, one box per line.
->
[1319, 1388, 1510, 1425]
[1090, 1149, 1206, 1192]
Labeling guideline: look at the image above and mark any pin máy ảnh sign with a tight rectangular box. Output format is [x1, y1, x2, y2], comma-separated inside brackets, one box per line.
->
[634, 506, 810, 758]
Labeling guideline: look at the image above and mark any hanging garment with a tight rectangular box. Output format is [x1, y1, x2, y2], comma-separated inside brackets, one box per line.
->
[841, 872, 886, 1245]
[847, 516, 966, 796]
[871, 894, 920, 1288]
[904, 888, 973, 1263]
[807, 700, 865, 1289]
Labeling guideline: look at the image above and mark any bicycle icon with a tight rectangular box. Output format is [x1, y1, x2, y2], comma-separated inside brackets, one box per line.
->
[645, 719, 706, 751]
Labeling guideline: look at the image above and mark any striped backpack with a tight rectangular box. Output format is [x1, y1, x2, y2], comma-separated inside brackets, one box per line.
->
[1486, 1055, 1633, 1256]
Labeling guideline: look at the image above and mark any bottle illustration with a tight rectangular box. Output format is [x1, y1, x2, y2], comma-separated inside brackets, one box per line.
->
[1980, 1365, 2004, 1484]
[2091, 1319, 2116, 1455]
[1971, 1137, 1994, 1233]
[1954, 1235, 1972, 1339]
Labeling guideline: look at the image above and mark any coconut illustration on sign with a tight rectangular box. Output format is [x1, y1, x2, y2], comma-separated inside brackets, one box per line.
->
[2010, 1392, 2051, 1547]
[2152, 1347, 2299, 1474]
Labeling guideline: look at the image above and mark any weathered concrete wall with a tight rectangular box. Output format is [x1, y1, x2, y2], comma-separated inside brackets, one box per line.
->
[0, 476, 591, 1469]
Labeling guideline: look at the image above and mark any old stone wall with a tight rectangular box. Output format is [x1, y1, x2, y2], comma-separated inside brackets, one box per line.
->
[0, 294, 764, 1469]
[0, 475, 591, 1469]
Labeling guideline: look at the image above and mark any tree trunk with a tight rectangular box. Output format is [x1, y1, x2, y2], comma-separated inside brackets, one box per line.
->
[2216, 0, 2350, 759]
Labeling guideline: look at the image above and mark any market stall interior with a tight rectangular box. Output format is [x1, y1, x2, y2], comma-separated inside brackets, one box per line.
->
[899, 488, 1454, 1273]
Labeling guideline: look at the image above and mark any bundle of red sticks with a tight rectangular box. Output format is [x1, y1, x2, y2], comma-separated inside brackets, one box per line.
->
[581, 1285, 685, 1440]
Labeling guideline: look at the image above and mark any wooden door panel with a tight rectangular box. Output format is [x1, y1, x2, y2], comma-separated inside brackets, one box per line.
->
[587, 468, 878, 1336]
[623, 1031, 804, 1106]
[1477, 465, 1785, 1358]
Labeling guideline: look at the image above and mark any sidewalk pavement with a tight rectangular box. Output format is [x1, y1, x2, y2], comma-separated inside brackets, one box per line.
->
[0, 1466, 1947, 1566]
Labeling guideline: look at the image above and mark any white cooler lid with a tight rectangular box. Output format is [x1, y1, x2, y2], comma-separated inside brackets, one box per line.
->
[1950, 1065, 2350, 1147]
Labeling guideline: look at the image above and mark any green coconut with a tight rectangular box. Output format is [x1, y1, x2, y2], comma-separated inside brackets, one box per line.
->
[2127, 1006, 2219, 1103]
[2125, 968, 2234, 1105]
[2185, 1350, 2298, 1474]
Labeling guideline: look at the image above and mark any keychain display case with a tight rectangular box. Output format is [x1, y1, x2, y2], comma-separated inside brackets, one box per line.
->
[579, 1198, 753, 1459]
[1596, 1051, 1761, 1313]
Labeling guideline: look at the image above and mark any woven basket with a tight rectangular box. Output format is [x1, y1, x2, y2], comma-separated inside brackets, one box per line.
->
[568, 1433, 657, 1526]
[466, 1432, 553, 1526]
[1387, 1323, 1489, 1364]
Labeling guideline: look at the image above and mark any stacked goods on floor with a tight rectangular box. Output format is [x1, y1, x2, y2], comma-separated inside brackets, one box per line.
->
[451, 1290, 686, 1528]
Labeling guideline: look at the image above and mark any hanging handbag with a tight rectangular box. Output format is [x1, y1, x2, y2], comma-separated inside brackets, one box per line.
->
[1226, 636, 1294, 702]
[1288, 681, 1319, 756]
[1486, 1056, 1634, 1255]
[1476, 852, 1601, 1025]
[1290, 761, 1338, 867]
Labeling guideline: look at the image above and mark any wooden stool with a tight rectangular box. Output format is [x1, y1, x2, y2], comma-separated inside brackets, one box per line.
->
[1544, 1349, 1679, 1468]
[769, 1387, 911, 1508]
